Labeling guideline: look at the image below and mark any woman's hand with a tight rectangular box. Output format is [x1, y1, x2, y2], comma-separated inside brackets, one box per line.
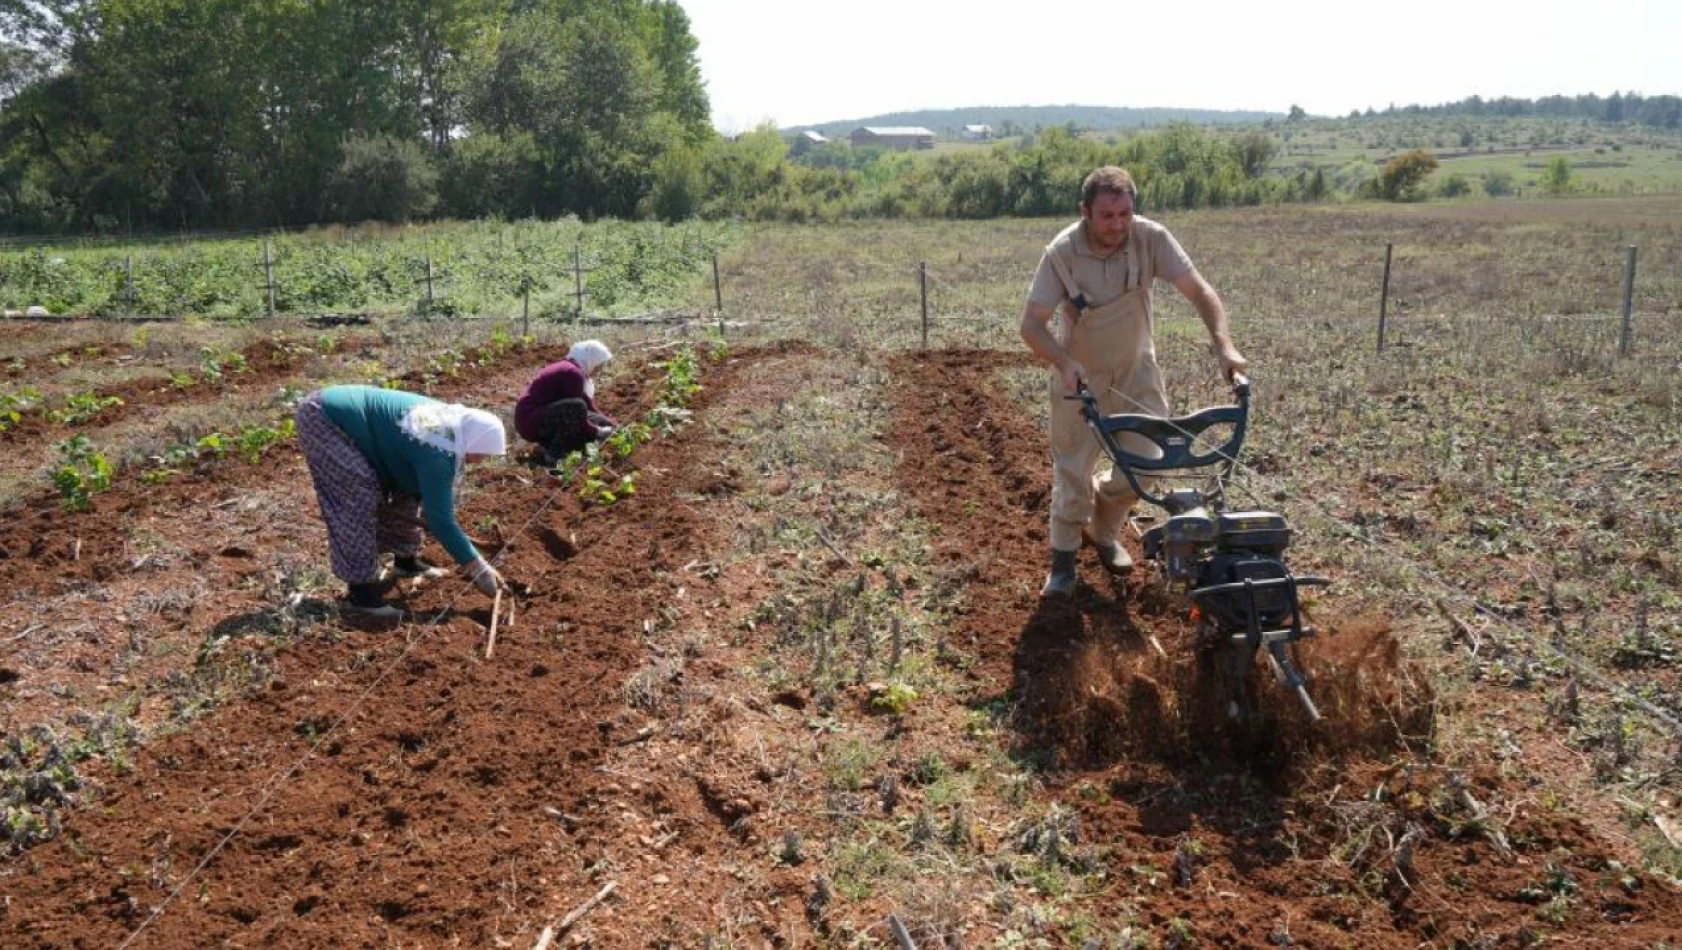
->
[465, 557, 505, 596]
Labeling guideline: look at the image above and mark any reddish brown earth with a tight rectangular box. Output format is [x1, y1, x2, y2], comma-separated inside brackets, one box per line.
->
[0, 344, 1677, 948]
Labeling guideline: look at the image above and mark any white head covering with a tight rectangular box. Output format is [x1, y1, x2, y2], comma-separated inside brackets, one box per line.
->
[399, 401, 507, 480]
[567, 340, 612, 399]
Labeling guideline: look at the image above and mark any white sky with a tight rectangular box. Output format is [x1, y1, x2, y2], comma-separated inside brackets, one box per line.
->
[681, 0, 1682, 132]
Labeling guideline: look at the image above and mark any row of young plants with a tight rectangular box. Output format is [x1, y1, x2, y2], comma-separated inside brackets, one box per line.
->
[0, 217, 737, 319]
[1, 345, 259, 438]
[48, 418, 297, 512]
[548, 341, 715, 506]
[21, 328, 550, 510]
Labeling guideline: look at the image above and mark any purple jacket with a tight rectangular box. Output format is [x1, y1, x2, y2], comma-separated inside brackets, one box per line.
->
[514, 359, 613, 441]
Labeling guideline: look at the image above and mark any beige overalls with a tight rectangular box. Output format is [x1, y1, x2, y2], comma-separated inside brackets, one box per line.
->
[1043, 237, 1170, 553]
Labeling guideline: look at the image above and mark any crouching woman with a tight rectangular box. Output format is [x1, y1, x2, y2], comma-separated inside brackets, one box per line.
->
[295, 384, 508, 619]
[514, 339, 617, 464]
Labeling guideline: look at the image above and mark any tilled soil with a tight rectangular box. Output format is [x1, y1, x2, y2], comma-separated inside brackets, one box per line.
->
[0, 343, 1678, 948]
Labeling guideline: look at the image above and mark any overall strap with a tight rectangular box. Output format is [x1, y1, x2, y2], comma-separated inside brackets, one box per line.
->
[1046, 243, 1090, 313]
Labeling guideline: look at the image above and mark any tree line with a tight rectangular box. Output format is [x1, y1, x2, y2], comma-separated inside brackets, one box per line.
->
[1357, 92, 1682, 128]
[0, 0, 710, 232]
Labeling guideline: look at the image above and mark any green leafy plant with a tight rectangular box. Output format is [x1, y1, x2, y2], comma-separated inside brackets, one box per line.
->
[197, 347, 247, 383]
[232, 419, 295, 463]
[0, 387, 43, 433]
[579, 461, 636, 506]
[424, 349, 465, 381]
[50, 435, 114, 512]
[657, 346, 702, 407]
[49, 391, 123, 425]
[195, 432, 227, 457]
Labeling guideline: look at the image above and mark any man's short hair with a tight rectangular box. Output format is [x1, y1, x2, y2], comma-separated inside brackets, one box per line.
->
[1081, 166, 1137, 207]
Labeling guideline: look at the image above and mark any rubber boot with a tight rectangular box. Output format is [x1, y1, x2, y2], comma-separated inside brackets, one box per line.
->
[1040, 549, 1079, 598]
[1083, 526, 1134, 574]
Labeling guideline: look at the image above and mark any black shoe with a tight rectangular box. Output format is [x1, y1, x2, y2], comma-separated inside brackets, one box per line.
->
[344, 583, 402, 620]
[391, 555, 447, 579]
[1040, 549, 1078, 598]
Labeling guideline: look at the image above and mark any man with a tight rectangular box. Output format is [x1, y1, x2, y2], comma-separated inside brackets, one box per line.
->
[1021, 166, 1248, 597]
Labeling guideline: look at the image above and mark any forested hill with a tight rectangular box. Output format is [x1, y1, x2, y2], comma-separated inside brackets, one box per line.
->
[792, 105, 1281, 136]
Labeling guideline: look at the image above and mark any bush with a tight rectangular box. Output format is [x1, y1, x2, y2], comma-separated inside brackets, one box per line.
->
[1436, 173, 1473, 198]
[1483, 170, 1517, 197]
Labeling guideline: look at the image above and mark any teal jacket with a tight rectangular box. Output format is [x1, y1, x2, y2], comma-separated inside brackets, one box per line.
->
[320, 385, 480, 566]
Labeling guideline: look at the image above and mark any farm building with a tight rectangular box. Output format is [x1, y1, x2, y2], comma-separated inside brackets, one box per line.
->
[849, 126, 936, 150]
[787, 130, 828, 156]
[961, 124, 994, 140]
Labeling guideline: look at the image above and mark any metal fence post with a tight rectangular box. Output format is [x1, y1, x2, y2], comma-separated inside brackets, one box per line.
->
[1619, 245, 1637, 356]
[1377, 243, 1393, 354]
[124, 255, 134, 316]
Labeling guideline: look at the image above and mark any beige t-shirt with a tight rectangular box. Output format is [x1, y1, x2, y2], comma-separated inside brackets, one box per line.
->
[1027, 216, 1193, 314]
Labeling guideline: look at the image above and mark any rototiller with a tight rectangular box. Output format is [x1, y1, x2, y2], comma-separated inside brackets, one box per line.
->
[1071, 374, 1329, 720]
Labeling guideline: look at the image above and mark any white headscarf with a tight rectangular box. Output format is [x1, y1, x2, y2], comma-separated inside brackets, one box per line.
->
[399, 401, 507, 480]
[567, 340, 612, 399]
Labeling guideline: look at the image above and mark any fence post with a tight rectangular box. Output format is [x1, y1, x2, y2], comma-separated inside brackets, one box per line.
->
[711, 251, 723, 316]
[1377, 242, 1393, 354]
[1619, 244, 1637, 356]
[919, 262, 929, 349]
[425, 254, 435, 308]
[124, 255, 134, 316]
[573, 245, 586, 317]
[263, 240, 276, 318]
[522, 280, 531, 339]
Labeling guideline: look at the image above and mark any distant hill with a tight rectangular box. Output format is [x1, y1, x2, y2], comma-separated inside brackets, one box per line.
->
[788, 104, 1282, 137]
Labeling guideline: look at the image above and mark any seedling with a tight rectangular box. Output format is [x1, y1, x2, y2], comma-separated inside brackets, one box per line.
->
[51, 435, 113, 511]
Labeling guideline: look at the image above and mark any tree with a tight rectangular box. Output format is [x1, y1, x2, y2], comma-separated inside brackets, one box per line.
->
[440, 130, 542, 219]
[1232, 132, 1276, 178]
[1287, 104, 1306, 121]
[330, 133, 439, 223]
[1376, 149, 1437, 201]
[1540, 156, 1573, 195]
[648, 145, 702, 221]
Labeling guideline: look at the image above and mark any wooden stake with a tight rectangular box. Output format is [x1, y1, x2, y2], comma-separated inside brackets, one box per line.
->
[486, 587, 502, 658]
